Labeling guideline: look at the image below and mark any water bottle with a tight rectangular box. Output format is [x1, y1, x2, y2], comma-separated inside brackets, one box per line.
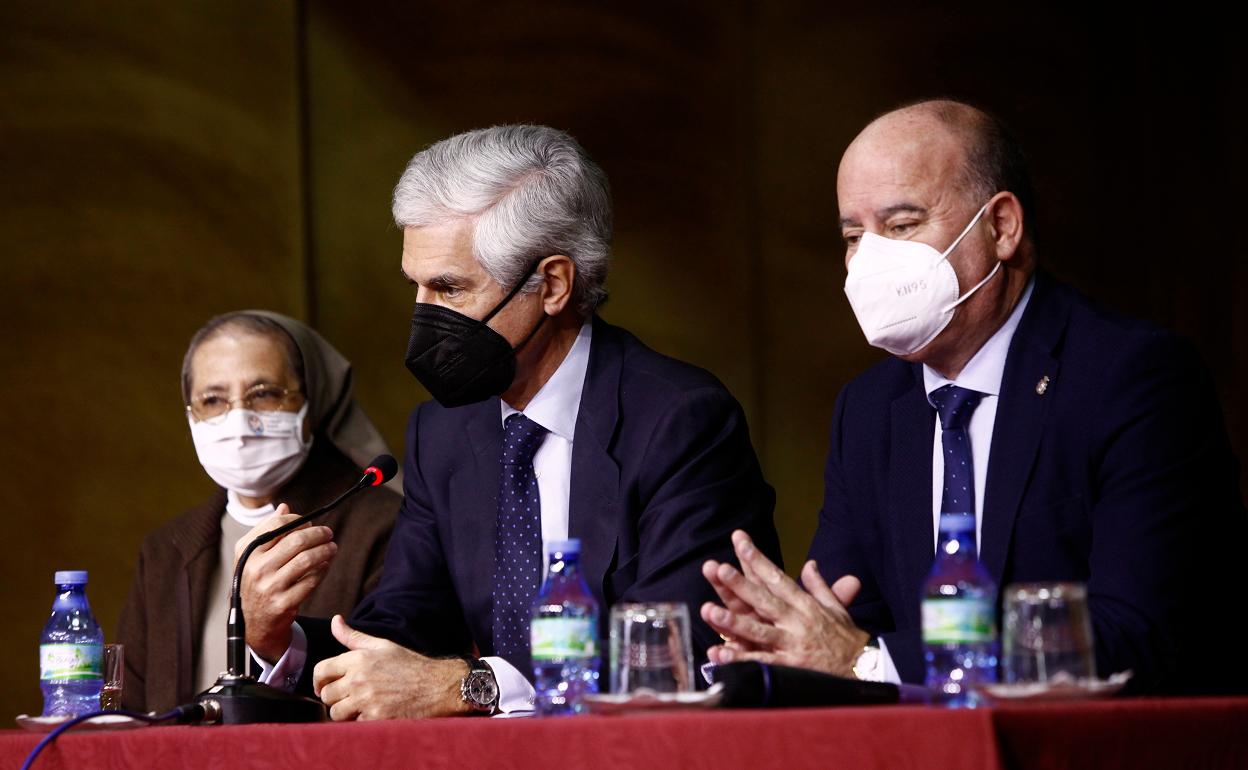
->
[40, 570, 104, 717]
[531, 539, 600, 715]
[922, 514, 998, 707]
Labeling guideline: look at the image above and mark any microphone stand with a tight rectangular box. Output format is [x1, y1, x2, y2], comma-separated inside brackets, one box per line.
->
[194, 469, 383, 724]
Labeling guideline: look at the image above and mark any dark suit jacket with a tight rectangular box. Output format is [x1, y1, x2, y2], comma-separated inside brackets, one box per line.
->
[117, 442, 398, 712]
[303, 317, 779, 685]
[809, 271, 1246, 694]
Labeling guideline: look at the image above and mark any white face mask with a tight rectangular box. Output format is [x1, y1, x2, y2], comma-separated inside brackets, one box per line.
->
[189, 403, 311, 498]
[843, 202, 1000, 356]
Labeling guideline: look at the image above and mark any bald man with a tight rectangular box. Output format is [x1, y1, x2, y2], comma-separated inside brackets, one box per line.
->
[699, 99, 1246, 695]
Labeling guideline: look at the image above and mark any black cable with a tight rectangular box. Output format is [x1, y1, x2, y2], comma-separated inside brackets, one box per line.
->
[20, 703, 209, 770]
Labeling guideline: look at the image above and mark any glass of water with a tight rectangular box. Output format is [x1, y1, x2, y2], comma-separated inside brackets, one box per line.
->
[609, 603, 694, 694]
[1002, 582, 1096, 684]
[100, 643, 124, 710]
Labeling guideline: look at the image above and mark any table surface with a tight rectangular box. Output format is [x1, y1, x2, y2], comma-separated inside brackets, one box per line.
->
[4, 696, 1247, 770]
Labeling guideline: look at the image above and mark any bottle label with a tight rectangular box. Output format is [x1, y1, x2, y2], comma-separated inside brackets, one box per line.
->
[40, 644, 102, 680]
[531, 618, 596, 661]
[922, 598, 995, 644]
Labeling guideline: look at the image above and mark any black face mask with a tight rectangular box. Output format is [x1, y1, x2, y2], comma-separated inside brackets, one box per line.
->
[404, 266, 546, 408]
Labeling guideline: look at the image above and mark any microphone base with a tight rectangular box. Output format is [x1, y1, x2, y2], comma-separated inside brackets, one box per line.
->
[196, 675, 327, 724]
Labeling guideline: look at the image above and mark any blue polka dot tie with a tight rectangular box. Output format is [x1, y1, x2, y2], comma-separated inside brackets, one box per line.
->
[929, 384, 985, 539]
[492, 413, 549, 672]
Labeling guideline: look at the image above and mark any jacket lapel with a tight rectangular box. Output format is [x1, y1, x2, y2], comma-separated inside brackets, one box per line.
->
[167, 494, 223, 702]
[449, 400, 504, 646]
[568, 317, 622, 605]
[980, 272, 1069, 588]
[889, 366, 937, 632]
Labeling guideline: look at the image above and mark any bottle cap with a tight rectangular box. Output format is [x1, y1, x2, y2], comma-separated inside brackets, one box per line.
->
[54, 570, 88, 585]
[545, 539, 581, 555]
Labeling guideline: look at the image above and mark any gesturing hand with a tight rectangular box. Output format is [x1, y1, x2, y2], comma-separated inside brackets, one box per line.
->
[236, 505, 337, 663]
[700, 530, 870, 677]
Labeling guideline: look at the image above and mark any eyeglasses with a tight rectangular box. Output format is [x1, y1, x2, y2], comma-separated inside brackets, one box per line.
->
[186, 384, 303, 424]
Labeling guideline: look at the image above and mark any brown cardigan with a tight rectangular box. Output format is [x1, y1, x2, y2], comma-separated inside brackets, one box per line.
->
[116, 442, 399, 712]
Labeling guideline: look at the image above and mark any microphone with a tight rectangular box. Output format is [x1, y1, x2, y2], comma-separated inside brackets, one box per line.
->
[227, 454, 397, 675]
[363, 455, 399, 488]
[198, 454, 397, 724]
[235, 454, 398, 561]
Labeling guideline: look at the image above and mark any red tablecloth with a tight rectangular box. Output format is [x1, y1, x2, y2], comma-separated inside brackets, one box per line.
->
[3, 698, 1245, 770]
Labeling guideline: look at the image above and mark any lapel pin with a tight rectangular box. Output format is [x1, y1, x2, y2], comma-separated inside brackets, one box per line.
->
[1035, 375, 1050, 395]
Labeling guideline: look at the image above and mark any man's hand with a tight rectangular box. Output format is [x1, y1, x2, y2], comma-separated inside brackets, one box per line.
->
[700, 530, 870, 677]
[313, 615, 471, 721]
[235, 505, 337, 663]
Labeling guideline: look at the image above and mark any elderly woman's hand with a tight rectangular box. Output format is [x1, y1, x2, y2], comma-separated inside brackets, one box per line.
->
[235, 505, 338, 664]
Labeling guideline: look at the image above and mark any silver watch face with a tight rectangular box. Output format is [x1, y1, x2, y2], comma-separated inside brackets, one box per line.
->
[853, 647, 882, 680]
[465, 670, 498, 707]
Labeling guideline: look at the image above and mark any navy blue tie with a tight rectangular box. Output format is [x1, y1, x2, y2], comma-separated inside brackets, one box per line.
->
[930, 384, 985, 534]
[492, 413, 548, 672]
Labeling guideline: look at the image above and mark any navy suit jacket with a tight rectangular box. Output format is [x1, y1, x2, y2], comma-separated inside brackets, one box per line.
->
[809, 271, 1246, 694]
[303, 316, 779, 685]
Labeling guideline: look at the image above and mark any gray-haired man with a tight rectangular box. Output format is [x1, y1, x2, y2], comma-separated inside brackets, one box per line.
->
[239, 125, 781, 718]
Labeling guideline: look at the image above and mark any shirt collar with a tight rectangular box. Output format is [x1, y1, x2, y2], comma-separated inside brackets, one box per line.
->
[499, 320, 593, 441]
[923, 275, 1034, 399]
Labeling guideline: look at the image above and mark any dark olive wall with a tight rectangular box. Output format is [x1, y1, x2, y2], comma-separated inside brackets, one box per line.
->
[0, 0, 306, 718]
[1, 1, 1242, 718]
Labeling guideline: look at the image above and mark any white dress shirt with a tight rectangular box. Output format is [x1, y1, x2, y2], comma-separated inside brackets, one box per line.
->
[924, 277, 1034, 549]
[487, 320, 592, 712]
[871, 278, 1034, 684]
[257, 321, 593, 715]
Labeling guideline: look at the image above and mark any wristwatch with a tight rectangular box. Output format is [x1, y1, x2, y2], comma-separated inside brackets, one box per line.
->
[852, 636, 883, 682]
[459, 655, 500, 715]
